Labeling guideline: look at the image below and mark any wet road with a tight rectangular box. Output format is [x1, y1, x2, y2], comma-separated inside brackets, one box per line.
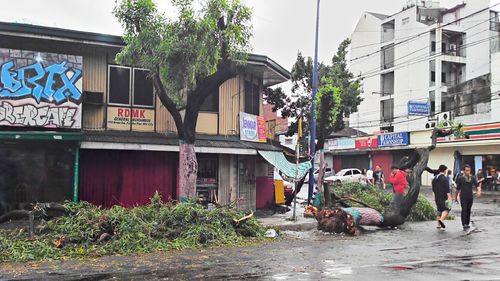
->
[1, 197, 500, 280]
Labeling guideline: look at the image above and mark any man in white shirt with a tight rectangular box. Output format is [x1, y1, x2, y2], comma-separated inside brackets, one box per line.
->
[367, 168, 374, 185]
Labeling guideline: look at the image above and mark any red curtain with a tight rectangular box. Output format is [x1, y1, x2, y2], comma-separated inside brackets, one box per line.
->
[79, 149, 177, 208]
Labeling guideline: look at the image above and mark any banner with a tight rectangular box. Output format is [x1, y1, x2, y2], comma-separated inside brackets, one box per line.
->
[327, 137, 355, 150]
[355, 136, 378, 149]
[240, 112, 266, 143]
[378, 132, 410, 147]
[0, 48, 82, 129]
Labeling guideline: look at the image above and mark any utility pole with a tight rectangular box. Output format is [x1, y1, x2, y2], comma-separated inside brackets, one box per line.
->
[308, 0, 320, 205]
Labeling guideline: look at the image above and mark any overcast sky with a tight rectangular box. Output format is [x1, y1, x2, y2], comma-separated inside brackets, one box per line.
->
[2, 0, 494, 71]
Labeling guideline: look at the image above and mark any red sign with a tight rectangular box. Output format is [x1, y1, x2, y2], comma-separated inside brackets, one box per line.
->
[355, 136, 378, 149]
[257, 116, 267, 143]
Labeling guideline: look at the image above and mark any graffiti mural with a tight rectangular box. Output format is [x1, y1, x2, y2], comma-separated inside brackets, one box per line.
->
[0, 48, 82, 129]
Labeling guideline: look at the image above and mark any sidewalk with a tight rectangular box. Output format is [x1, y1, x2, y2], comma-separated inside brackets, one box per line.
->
[257, 202, 317, 231]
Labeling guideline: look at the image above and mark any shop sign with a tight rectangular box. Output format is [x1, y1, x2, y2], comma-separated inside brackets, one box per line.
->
[328, 137, 355, 150]
[378, 132, 409, 147]
[240, 112, 266, 143]
[438, 123, 500, 142]
[355, 136, 378, 149]
[107, 107, 155, 131]
[0, 48, 82, 129]
[408, 100, 430, 116]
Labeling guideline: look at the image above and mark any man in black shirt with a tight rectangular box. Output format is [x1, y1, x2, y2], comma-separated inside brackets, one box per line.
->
[456, 164, 482, 230]
[432, 165, 452, 229]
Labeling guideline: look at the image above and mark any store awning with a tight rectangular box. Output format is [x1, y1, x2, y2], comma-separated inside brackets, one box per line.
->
[0, 131, 82, 141]
[258, 150, 312, 181]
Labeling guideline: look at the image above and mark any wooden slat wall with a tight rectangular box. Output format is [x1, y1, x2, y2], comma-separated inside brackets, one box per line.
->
[82, 47, 107, 130]
[217, 154, 232, 205]
[218, 77, 240, 136]
[155, 96, 177, 133]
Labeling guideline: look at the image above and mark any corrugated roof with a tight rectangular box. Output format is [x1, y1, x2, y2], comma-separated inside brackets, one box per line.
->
[327, 127, 368, 138]
[82, 131, 281, 151]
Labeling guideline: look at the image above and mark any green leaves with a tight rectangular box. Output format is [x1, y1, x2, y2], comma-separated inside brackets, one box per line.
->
[114, 0, 252, 110]
[0, 199, 266, 262]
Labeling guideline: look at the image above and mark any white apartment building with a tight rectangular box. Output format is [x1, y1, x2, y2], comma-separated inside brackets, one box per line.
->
[349, 0, 500, 134]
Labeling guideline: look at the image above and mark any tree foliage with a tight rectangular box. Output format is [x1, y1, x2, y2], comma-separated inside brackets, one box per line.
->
[264, 38, 363, 149]
[114, 0, 253, 143]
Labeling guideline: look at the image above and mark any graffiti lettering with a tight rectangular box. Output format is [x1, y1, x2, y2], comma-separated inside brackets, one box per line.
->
[0, 101, 77, 128]
[0, 61, 82, 104]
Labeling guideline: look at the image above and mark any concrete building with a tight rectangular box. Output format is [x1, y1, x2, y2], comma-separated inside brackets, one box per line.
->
[344, 0, 500, 184]
[350, 0, 500, 133]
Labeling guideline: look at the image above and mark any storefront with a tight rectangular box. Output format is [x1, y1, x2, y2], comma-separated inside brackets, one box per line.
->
[0, 46, 83, 215]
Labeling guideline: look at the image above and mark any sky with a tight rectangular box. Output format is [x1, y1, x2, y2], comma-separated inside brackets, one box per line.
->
[0, 0, 492, 71]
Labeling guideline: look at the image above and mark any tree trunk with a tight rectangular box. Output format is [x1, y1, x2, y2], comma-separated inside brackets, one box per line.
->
[178, 142, 198, 202]
[318, 150, 331, 207]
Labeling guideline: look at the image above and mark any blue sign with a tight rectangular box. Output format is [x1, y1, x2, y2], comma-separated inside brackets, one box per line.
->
[408, 100, 430, 116]
[378, 132, 410, 147]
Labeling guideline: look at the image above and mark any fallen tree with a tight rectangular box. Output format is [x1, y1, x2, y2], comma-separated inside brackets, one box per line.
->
[0, 194, 267, 262]
[313, 127, 462, 234]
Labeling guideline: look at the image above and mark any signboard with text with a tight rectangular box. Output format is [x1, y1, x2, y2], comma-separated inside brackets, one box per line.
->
[355, 136, 378, 149]
[107, 107, 155, 132]
[408, 100, 430, 116]
[240, 112, 266, 143]
[378, 132, 410, 147]
[327, 137, 356, 150]
[0, 48, 83, 129]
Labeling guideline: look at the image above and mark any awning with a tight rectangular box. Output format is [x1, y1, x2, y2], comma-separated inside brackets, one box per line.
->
[0, 131, 82, 141]
[258, 150, 312, 181]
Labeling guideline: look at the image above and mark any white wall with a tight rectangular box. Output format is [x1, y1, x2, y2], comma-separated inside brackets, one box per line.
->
[350, 1, 499, 135]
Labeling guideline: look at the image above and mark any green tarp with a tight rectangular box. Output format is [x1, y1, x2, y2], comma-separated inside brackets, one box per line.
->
[258, 150, 312, 181]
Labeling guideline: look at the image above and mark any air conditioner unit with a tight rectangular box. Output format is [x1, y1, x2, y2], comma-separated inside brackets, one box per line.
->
[425, 121, 436, 129]
[437, 111, 452, 127]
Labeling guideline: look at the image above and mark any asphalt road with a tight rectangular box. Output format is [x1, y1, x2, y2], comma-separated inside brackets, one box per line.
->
[1, 196, 499, 281]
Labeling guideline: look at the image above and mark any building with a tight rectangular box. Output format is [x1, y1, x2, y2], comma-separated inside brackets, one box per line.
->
[263, 103, 289, 140]
[0, 22, 291, 214]
[344, 0, 500, 183]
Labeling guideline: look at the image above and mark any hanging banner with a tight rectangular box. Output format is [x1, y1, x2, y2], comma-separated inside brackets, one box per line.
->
[0, 48, 83, 129]
[355, 136, 379, 149]
[378, 132, 410, 147]
[240, 112, 266, 143]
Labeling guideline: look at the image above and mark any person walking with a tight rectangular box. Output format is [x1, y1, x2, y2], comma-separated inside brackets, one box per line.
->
[389, 166, 407, 214]
[456, 164, 482, 231]
[373, 165, 386, 190]
[432, 165, 452, 229]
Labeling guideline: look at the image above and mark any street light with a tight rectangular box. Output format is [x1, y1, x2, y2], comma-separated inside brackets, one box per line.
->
[308, 0, 320, 205]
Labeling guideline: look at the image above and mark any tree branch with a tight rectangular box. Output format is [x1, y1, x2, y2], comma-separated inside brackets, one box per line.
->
[152, 72, 185, 140]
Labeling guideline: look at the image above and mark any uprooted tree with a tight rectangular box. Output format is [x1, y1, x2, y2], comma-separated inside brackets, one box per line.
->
[312, 125, 466, 234]
[265, 38, 362, 204]
[114, 0, 252, 200]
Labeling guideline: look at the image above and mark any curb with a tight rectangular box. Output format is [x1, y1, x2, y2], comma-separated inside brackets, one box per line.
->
[260, 220, 317, 232]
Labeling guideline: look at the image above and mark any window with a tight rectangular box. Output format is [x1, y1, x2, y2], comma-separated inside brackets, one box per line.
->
[429, 90, 435, 114]
[200, 89, 219, 112]
[380, 98, 394, 123]
[108, 66, 155, 108]
[352, 169, 361, 175]
[441, 72, 446, 84]
[431, 71, 436, 82]
[133, 69, 154, 107]
[108, 66, 131, 105]
[431, 41, 436, 52]
[244, 80, 260, 115]
[345, 170, 352, 176]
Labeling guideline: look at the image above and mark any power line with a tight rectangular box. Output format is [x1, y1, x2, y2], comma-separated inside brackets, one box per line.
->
[351, 89, 500, 129]
[349, 3, 499, 63]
